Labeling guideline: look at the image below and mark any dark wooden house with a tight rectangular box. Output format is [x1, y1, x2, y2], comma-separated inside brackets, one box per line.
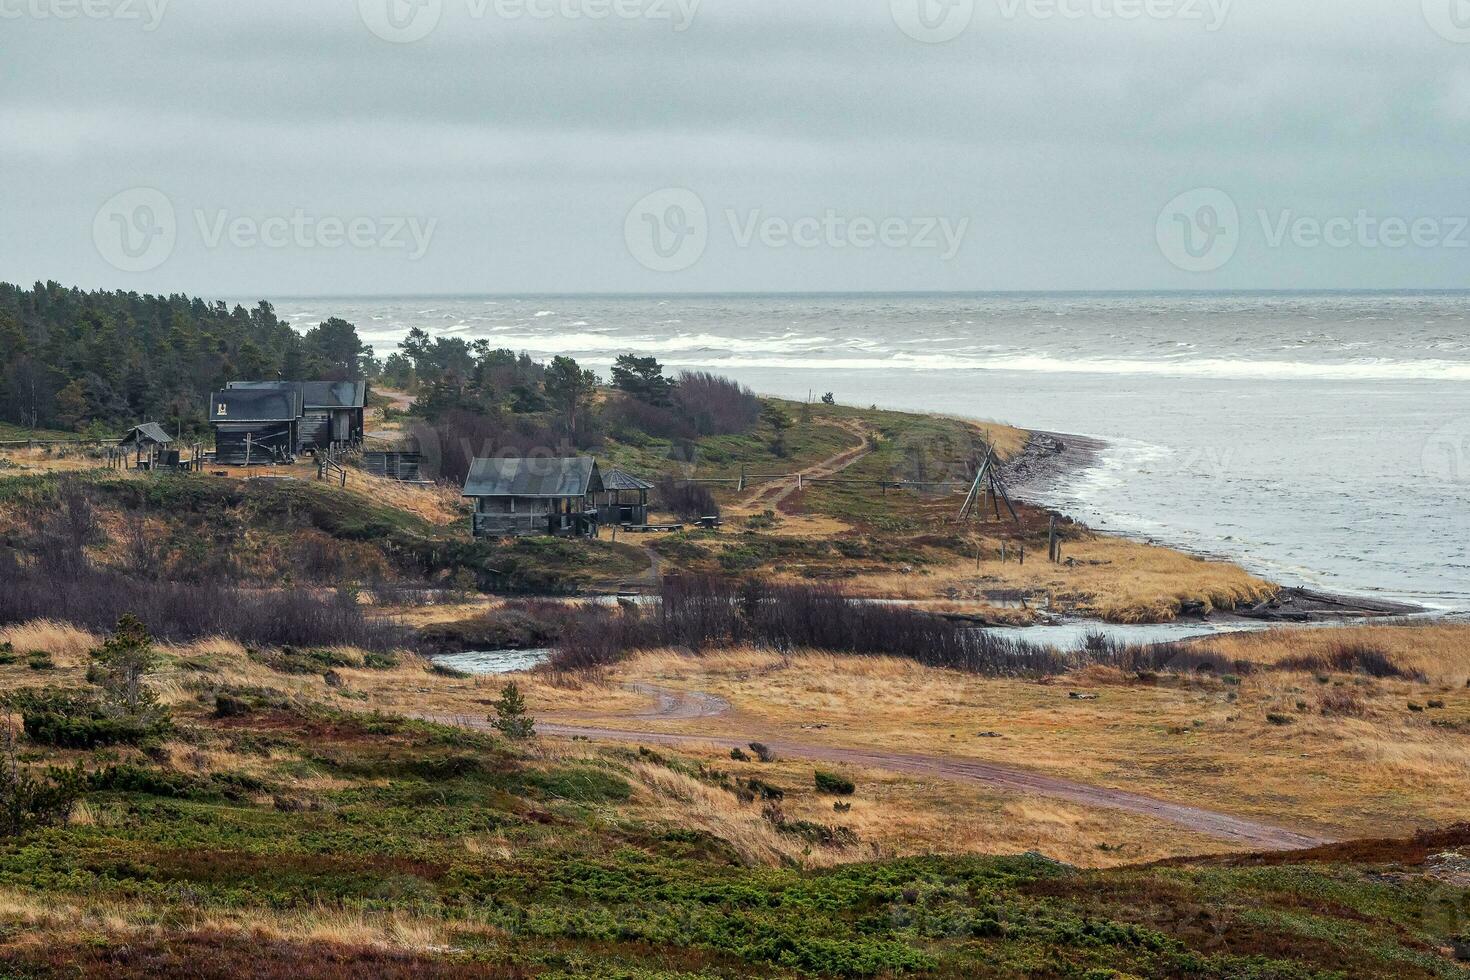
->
[597, 469, 655, 526]
[210, 388, 302, 465]
[227, 381, 367, 451]
[463, 457, 604, 539]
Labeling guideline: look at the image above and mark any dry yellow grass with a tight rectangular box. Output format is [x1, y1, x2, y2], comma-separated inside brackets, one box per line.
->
[0, 622, 1227, 866]
[1213, 622, 1470, 684]
[0, 886, 472, 954]
[825, 533, 1275, 621]
[0, 445, 112, 475]
[513, 637, 1470, 842]
[13, 617, 1467, 865]
[0, 621, 97, 667]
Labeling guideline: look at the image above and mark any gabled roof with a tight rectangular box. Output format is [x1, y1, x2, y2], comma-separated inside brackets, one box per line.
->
[227, 381, 366, 410]
[463, 457, 603, 498]
[210, 388, 301, 424]
[300, 381, 366, 410]
[118, 422, 174, 446]
[601, 468, 655, 492]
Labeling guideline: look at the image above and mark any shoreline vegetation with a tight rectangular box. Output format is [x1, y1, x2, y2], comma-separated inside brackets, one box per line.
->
[2, 284, 1468, 976]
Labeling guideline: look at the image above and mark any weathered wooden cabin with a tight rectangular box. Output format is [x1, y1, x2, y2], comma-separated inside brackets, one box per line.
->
[210, 388, 302, 465]
[227, 381, 367, 451]
[597, 469, 655, 526]
[463, 457, 603, 539]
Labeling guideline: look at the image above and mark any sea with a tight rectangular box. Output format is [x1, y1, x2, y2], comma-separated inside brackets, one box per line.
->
[263, 292, 1470, 613]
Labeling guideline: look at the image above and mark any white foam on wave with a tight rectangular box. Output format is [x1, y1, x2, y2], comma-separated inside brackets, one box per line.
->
[642, 351, 1470, 381]
[469, 331, 830, 356]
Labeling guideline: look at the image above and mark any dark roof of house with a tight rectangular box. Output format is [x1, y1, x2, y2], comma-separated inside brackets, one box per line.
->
[463, 457, 603, 498]
[601, 468, 655, 492]
[210, 388, 301, 424]
[118, 422, 174, 446]
[228, 381, 366, 410]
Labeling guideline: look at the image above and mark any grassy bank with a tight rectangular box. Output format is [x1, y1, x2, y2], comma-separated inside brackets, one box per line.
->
[0, 624, 1464, 977]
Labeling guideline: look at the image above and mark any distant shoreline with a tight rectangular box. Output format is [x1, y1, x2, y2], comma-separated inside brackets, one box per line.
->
[1002, 428, 1427, 624]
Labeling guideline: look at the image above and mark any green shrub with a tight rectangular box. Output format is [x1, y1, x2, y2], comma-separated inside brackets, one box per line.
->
[814, 769, 856, 796]
[363, 652, 400, 670]
[10, 690, 173, 749]
[86, 764, 200, 798]
[489, 682, 536, 740]
[249, 646, 355, 676]
[0, 722, 83, 836]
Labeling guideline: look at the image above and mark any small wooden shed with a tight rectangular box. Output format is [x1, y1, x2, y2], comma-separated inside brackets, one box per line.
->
[118, 423, 175, 469]
[597, 469, 655, 526]
[463, 457, 604, 539]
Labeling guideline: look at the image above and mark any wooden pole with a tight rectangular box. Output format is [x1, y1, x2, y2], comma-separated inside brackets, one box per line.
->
[1048, 515, 1058, 564]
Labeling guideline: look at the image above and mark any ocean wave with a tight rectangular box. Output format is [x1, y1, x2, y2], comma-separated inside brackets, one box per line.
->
[635, 351, 1470, 381]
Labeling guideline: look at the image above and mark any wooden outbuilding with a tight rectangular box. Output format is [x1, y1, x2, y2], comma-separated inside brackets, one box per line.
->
[227, 381, 367, 451]
[597, 469, 655, 526]
[463, 457, 604, 539]
[209, 388, 302, 465]
[117, 423, 175, 470]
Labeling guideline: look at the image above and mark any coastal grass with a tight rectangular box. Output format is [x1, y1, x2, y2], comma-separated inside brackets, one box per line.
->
[0, 624, 1464, 975]
[823, 533, 1277, 621]
[516, 638, 1470, 842]
[1209, 622, 1470, 685]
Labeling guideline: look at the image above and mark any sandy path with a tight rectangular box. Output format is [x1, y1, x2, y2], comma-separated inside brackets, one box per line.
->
[741, 419, 873, 510]
[427, 683, 1328, 852]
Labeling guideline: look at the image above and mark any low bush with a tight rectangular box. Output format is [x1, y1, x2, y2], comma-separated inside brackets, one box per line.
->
[0, 555, 406, 652]
[815, 769, 856, 796]
[0, 718, 83, 836]
[1318, 688, 1367, 717]
[1278, 641, 1421, 681]
[675, 371, 761, 436]
[551, 576, 1252, 679]
[656, 478, 720, 522]
[248, 646, 355, 676]
[9, 690, 172, 749]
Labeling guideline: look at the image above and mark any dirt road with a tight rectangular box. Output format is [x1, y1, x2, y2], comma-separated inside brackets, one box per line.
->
[742, 418, 873, 510]
[428, 683, 1329, 852]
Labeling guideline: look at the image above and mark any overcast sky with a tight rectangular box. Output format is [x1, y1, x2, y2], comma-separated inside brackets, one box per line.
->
[3, 0, 1468, 296]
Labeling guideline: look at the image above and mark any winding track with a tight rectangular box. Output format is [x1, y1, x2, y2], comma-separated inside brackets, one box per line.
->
[741, 418, 874, 510]
[427, 684, 1329, 852]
